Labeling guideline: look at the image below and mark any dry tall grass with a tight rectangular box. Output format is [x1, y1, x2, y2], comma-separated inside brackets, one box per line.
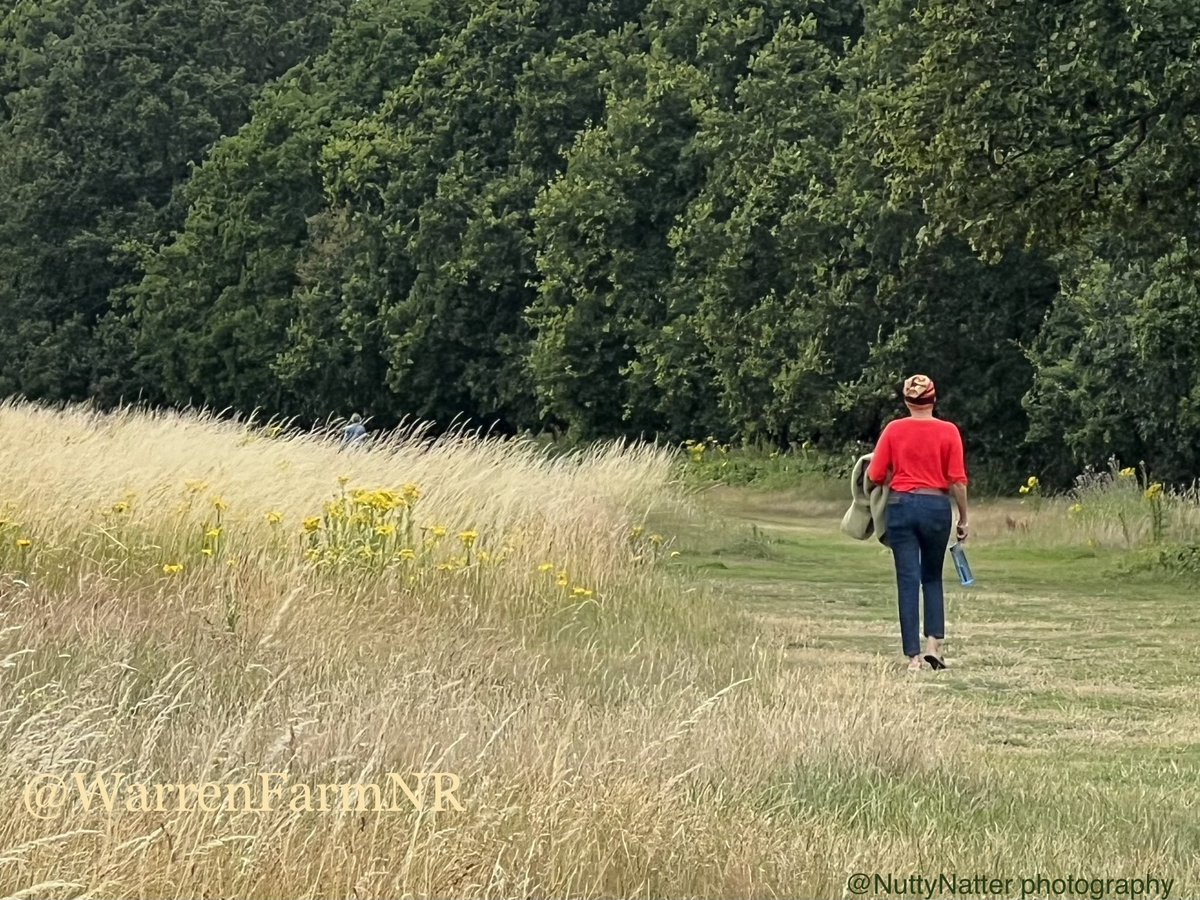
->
[0, 402, 1020, 899]
[971, 463, 1200, 551]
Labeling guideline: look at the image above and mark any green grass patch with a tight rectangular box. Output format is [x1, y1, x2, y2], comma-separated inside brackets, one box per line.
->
[677, 481, 1200, 882]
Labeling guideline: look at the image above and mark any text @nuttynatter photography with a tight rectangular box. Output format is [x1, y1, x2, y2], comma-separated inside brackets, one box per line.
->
[21, 771, 465, 818]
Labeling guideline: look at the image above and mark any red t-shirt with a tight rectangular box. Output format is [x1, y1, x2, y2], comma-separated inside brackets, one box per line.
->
[866, 417, 968, 491]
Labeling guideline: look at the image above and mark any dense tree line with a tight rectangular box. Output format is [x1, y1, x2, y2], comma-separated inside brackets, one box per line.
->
[1, 0, 1197, 483]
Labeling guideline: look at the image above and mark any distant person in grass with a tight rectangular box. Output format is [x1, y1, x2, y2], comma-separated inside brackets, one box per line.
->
[867, 374, 969, 672]
[342, 413, 367, 446]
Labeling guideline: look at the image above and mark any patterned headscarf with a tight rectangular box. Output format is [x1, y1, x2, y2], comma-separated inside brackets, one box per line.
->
[902, 374, 936, 406]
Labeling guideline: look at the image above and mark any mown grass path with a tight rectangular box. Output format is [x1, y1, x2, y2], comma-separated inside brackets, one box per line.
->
[673, 485, 1200, 886]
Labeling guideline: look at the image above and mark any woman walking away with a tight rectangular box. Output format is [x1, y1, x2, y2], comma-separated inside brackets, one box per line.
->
[867, 374, 969, 672]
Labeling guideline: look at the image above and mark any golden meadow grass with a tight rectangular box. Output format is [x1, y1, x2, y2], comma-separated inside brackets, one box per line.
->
[7, 401, 1198, 898]
[0, 400, 971, 899]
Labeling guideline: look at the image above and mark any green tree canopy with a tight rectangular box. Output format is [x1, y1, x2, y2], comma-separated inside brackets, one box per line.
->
[2, 0, 1197, 483]
[0, 0, 349, 402]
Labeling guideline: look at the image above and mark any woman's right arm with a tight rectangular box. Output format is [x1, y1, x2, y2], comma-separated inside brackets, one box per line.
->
[947, 425, 969, 538]
[950, 483, 969, 539]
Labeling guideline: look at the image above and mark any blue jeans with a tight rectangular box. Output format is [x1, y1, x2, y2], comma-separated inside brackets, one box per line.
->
[885, 493, 952, 657]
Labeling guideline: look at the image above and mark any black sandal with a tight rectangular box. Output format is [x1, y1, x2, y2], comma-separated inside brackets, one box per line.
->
[924, 654, 946, 670]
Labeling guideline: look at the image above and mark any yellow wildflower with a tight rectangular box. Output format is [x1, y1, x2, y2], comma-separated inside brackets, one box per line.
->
[1018, 485, 1030, 495]
[266, 511, 283, 525]
[226, 557, 237, 568]
[15, 538, 31, 549]
[429, 525, 448, 539]
[337, 475, 351, 487]
[205, 527, 222, 540]
[1119, 467, 1136, 479]
[648, 533, 663, 545]
[1145, 483, 1164, 501]
[556, 571, 569, 587]
[353, 489, 404, 511]
[403, 483, 421, 502]
[1027, 476, 1039, 488]
[111, 501, 129, 515]
[537, 563, 555, 573]
[398, 548, 416, 561]
[184, 480, 208, 494]
[304, 549, 320, 562]
[376, 524, 397, 537]
[162, 563, 184, 575]
[630, 525, 645, 538]
[302, 516, 321, 533]
[458, 530, 478, 548]
[1069, 503, 1083, 515]
[571, 586, 593, 598]
[200, 548, 214, 557]
[213, 498, 228, 512]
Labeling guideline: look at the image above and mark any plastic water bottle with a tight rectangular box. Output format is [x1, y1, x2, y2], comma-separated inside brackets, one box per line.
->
[950, 542, 975, 586]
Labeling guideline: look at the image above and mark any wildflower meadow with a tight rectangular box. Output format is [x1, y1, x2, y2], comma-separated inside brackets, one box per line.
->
[4, 402, 1200, 898]
[0, 402, 933, 898]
